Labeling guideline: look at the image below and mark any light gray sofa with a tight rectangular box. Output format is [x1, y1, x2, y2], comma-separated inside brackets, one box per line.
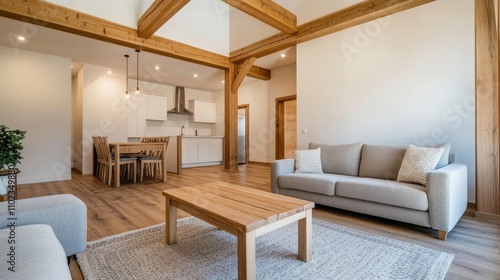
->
[271, 143, 468, 240]
[0, 194, 87, 279]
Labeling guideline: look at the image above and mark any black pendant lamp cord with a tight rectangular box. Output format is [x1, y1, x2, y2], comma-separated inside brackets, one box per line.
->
[124, 54, 129, 94]
[136, 50, 140, 92]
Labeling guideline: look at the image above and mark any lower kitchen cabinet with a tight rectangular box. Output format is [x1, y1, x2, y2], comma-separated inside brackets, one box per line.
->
[182, 137, 223, 168]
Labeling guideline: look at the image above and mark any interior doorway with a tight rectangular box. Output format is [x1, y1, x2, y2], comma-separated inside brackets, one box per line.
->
[238, 105, 249, 165]
[275, 95, 297, 160]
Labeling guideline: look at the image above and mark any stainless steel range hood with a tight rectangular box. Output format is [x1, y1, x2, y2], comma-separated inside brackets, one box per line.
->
[168, 86, 193, 115]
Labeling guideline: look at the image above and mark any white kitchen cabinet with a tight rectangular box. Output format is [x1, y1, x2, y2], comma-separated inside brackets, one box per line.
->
[182, 137, 223, 168]
[128, 94, 167, 137]
[189, 99, 216, 123]
[145, 94, 167, 121]
[181, 137, 198, 164]
[197, 138, 211, 163]
[127, 94, 146, 138]
[208, 137, 223, 162]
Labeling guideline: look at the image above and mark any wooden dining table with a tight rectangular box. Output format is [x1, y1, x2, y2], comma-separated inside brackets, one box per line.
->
[108, 142, 167, 188]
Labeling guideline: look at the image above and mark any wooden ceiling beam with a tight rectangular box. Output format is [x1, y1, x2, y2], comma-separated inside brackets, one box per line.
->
[0, 0, 271, 79]
[232, 57, 257, 94]
[230, 0, 435, 63]
[247, 65, 271, 80]
[0, 0, 229, 69]
[223, 0, 297, 34]
[138, 0, 190, 38]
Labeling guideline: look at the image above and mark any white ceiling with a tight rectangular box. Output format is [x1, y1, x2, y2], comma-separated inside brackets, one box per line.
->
[0, 0, 364, 92]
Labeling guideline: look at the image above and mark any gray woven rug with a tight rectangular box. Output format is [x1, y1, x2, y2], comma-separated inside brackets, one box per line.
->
[76, 217, 453, 280]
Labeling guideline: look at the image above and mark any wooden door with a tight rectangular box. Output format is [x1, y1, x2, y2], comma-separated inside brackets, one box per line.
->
[276, 95, 297, 160]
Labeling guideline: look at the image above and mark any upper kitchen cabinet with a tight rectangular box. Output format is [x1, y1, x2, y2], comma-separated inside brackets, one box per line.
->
[145, 94, 167, 121]
[127, 93, 167, 137]
[127, 95, 146, 138]
[189, 99, 216, 123]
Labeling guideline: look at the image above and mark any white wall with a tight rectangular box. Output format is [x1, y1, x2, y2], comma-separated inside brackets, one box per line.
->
[296, 0, 475, 201]
[0, 45, 72, 183]
[238, 80, 269, 162]
[268, 64, 297, 160]
[81, 64, 128, 174]
[72, 67, 83, 172]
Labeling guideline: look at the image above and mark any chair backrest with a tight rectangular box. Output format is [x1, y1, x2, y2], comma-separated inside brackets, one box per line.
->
[92, 136, 104, 161]
[93, 136, 111, 162]
[140, 136, 170, 157]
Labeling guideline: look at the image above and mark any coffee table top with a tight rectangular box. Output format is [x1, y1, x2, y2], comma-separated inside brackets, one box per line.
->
[163, 181, 314, 234]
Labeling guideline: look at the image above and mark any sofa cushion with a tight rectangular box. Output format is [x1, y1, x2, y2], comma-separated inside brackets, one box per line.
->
[335, 177, 429, 211]
[429, 143, 451, 169]
[0, 224, 71, 280]
[294, 147, 324, 174]
[309, 142, 363, 176]
[397, 144, 444, 186]
[359, 144, 407, 180]
[279, 173, 353, 196]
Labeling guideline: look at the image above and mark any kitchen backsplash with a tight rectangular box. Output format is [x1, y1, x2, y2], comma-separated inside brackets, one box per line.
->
[144, 113, 213, 137]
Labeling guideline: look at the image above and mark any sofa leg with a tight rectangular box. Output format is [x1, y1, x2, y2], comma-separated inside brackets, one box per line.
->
[437, 230, 448, 241]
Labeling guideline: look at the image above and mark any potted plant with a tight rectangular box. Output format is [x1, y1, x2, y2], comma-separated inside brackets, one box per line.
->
[0, 125, 27, 196]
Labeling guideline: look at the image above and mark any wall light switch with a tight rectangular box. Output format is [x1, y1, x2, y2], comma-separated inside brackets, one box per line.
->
[301, 129, 308, 134]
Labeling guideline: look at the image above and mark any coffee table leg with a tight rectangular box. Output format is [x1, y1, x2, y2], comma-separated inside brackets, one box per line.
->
[298, 208, 312, 262]
[165, 197, 177, 244]
[237, 231, 256, 280]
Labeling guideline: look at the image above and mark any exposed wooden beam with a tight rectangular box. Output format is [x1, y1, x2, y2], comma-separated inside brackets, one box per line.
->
[137, 0, 190, 38]
[0, 0, 272, 80]
[230, 0, 435, 63]
[224, 64, 239, 172]
[232, 57, 257, 94]
[247, 65, 271, 80]
[475, 0, 500, 216]
[223, 0, 297, 34]
[0, 0, 230, 69]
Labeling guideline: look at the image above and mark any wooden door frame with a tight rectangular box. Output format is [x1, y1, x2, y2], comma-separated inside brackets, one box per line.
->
[275, 95, 297, 160]
[238, 104, 250, 164]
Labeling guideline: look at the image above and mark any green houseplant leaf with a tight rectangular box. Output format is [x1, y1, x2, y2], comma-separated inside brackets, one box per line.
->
[0, 125, 27, 170]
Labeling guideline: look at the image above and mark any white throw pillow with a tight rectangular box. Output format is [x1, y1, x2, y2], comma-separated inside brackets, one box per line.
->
[294, 147, 324, 174]
[397, 144, 444, 186]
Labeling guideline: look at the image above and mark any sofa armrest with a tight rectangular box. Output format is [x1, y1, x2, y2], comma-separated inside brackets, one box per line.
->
[426, 163, 468, 234]
[0, 194, 87, 256]
[270, 159, 295, 194]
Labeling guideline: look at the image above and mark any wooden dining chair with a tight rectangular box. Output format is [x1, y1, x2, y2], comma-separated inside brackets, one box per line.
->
[138, 136, 169, 182]
[94, 136, 138, 185]
[92, 136, 105, 181]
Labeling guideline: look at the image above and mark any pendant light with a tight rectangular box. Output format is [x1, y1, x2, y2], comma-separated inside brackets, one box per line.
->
[134, 49, 141, 95]
[124, 54, 130, 98]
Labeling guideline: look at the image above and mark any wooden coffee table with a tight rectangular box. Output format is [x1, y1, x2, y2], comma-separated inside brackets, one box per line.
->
[162, 181, 315, 280]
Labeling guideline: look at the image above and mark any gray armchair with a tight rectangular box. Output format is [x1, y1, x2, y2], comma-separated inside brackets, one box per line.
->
[0, 194, 87, 279]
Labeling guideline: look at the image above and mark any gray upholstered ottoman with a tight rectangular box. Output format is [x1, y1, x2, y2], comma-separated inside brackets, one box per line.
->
[0, 194, 87, 279]
[0, 224, 71, 279]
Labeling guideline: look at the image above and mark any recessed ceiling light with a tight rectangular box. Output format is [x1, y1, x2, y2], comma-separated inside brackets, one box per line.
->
[18, 36, 25, 41]
[281, 53, 286, 58]
[107, 70, 112, 74]
[221, 80, 225, 84]
[193, 74, 198, 78]
[155, 66, 160, 70]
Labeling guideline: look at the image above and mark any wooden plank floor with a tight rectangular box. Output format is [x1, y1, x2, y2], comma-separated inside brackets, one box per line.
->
[18, 164, 500, 280]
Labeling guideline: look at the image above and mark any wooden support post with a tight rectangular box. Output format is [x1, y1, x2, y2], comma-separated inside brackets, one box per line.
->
[224, 64, 239, 172]
[475, 0, 500, 216]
